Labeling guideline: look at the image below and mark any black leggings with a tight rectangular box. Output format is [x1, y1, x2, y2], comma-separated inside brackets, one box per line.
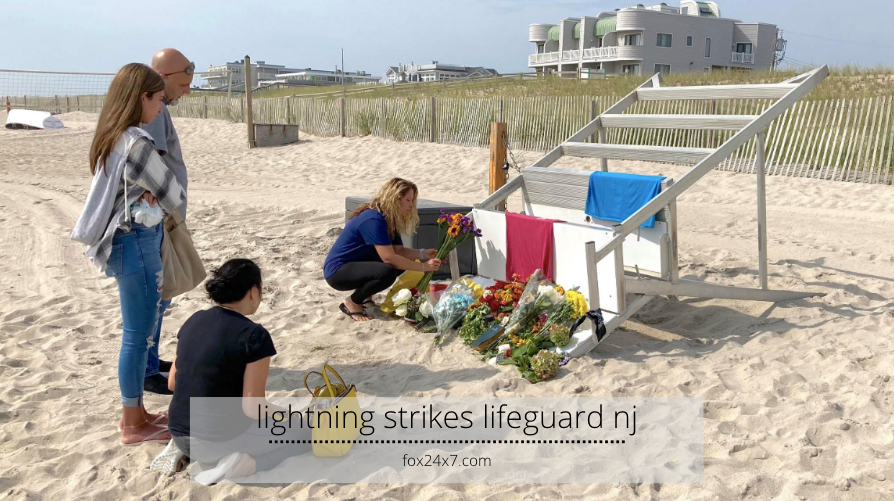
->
[326, 261, 402, 304]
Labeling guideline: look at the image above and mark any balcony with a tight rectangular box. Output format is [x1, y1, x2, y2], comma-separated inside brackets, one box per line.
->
[582, 46, 619, 61]
[732, 52, 755, 64]
[528, 52, 561, 65]
[562, 50, 581, 61]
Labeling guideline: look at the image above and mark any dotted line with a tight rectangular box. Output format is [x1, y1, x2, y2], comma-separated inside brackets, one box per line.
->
[269, 439, 626, 444]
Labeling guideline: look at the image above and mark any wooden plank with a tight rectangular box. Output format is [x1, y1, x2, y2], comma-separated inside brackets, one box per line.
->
[756, 131, 769, 290]
[584, 241, 601, 311]
[868, 96, 889, 184]
[562, 143, 715, 164]
[873, 97, 893, 185]
[637, 83, 797, 101]
[613, 238, 627, 312]
[489, 122, 508, 211]
[665, 180, 679, 283]
[817, 99, 844, 180]
[600, 114, 757, 130]
[625, 278, 821, 302]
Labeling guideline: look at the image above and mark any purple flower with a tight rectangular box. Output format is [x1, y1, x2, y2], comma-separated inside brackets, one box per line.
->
[558, 353, 571, 367]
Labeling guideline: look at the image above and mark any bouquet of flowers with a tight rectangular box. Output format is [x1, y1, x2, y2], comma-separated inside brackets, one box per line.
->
[458, 278, 525, 345]
[391, 287, 434, 327]
[535, 290, 589, 347]
[502, 270, 563, 339]
[416, 211, 482, 293]
[498, 343, 562, 383]
[431, 280, 476, 339]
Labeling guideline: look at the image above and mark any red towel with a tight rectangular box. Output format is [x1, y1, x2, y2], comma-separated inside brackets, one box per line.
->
[505, 212, 561, 282]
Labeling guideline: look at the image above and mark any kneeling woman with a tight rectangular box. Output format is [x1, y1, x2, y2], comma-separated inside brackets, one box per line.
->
[324, 178, 442, 322]
[168, 259, 310, 484]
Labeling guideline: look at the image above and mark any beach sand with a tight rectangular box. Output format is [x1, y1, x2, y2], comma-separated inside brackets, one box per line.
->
[1, 111, 893, 500]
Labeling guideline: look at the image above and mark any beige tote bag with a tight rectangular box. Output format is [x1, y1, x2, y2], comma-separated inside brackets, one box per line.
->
[161, 211, 206, 300]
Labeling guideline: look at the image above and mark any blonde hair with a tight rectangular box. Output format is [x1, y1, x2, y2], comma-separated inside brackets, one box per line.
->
[89, 63, 165, 175]
[350, 178, 419, 238]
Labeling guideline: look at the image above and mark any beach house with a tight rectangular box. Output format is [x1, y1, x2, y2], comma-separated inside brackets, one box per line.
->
[528, 1, 782, 77]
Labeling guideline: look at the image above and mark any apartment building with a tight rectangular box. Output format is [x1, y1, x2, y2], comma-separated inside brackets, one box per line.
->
[384, 62, 498, 84]
[528, 1, 781, 76]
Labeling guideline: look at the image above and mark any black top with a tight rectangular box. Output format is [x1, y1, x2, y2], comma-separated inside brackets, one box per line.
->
[167, 307, 277, 441]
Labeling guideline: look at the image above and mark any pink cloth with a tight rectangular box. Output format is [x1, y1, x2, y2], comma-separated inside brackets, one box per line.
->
[505, 212, 562, 282]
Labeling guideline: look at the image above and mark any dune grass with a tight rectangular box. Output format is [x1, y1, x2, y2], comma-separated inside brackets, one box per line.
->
[249, 65, 894, 102]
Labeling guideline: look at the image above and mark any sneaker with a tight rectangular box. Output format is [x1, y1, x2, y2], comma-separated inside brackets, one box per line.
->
[158, 359, 173, 373]
[144, 374, 173, 395]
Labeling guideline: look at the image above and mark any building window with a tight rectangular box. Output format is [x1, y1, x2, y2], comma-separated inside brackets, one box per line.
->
[682, 6, 689, 15]
[705, 37, 712, 57]
[655, 64, 671, 74]
[657, 33, 673, 47]
[623, 34, 642, 46]
[622, 64, 640, 75]
[735, 43, 753, 54]
[704, 67, 711, 72]
[687, 36, 693, 46]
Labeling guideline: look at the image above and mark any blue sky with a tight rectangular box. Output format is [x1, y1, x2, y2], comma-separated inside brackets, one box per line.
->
[3, 0, 892, 77]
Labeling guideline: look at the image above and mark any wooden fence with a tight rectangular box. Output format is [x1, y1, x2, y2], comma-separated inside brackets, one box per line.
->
[8, 93, 894, 185]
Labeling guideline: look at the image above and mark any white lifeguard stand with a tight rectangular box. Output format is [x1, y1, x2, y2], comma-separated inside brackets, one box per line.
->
[460, 66, 829, 357]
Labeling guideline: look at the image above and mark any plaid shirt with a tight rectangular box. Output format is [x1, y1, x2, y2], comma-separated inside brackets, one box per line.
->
[72, 128, 183, 272]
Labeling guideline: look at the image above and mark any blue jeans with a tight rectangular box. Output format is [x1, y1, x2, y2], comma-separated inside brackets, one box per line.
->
[105, 222, 166, 407]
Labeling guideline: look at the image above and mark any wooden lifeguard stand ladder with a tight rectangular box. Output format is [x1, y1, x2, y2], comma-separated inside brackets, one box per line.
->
[472, 66, 829, 356]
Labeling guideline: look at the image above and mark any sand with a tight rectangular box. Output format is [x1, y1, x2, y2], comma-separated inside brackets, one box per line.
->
[0, 111, 892, 500]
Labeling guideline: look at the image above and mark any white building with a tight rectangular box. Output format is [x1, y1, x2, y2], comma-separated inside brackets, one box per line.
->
[201, 60, 376, 90]
[274, 69, 380, 86]
[528, 1, 783, 77]
[384, 62, 498, 84]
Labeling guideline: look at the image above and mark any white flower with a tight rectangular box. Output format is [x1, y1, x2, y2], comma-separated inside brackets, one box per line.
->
[419, 299, 433, 318]
[395, 304, 408, 317]
[537, 285, 562, 305]
[393, 289, 412, 306]
[500, 316, 509, 326]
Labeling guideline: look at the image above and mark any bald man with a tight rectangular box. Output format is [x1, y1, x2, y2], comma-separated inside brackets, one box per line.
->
[141, 48, 194, 395]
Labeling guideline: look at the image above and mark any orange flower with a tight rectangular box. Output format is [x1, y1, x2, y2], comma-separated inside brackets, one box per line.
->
[447, 225, 460, 237]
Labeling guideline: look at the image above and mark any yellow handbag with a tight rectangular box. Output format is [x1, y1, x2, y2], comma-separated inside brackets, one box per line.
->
[303, 365, 362, 458]
[379, 269, 424, 313]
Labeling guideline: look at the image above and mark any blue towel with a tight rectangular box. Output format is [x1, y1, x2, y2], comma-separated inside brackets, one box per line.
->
[584, 171, 666, 229]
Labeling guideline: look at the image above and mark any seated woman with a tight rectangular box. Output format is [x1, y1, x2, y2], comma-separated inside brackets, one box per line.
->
[324, 178, 443, 322]
[167, 259, 309, 485]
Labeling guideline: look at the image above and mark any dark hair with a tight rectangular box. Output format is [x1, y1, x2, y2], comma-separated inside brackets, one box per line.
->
[205, 259, 262, 304]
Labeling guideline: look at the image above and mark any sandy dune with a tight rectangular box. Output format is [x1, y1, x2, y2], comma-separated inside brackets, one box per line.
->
[0, 111, 892, 500]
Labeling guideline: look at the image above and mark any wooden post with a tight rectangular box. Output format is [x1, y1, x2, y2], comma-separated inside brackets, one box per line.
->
[756, 130, 769, 290]
[340, 97, 346, 137]
[203, 95, 208, 119]
[65, 96, 70, 113]
[54, 95, 58, 114]
[589, 100, 597, 143]
[499, 98, 504, 123]
[429, 96, 436, 142]
[489, 122, 508, 211]
[244, 56, 255, 148]
[76, 96, 80, 112]
[596, 123, 608, 172]
[227, 68, 233, 99]
[708, 100, 717, 147]
[585, 241, 601, 310]
[613, 233, 627, 312]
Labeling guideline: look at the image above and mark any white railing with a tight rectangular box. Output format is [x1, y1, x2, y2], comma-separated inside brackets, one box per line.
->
[528, 52, 561, 65]
[732, 52, 755, 64]
[582, 46, 620, 60]
[562, 50, 581, 61]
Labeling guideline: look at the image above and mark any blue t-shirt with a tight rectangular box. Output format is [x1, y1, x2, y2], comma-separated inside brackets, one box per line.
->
[324, 209, 402, 279]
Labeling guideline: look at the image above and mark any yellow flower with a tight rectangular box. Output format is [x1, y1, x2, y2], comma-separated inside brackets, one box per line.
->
[447, 225, 460, 237]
